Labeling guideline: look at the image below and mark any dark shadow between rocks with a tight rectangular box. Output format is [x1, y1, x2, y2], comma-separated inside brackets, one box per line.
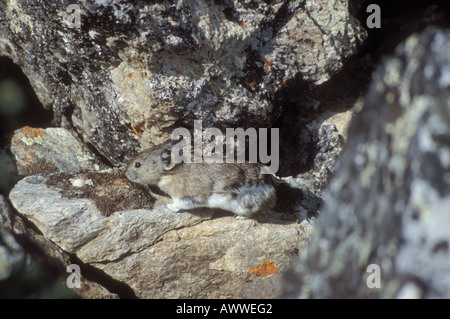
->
[69, 253, 137, 299]
[0, 57, 53, 148]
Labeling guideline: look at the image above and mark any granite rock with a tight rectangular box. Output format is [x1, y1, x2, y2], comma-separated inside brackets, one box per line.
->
[10, 126, 105, 176]
[9, 172, 313, 298]
[0, 0, 365, 165]
[282, 27, 450, 299]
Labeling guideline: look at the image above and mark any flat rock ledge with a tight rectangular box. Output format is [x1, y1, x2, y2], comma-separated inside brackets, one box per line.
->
[9, 172, 313, 298]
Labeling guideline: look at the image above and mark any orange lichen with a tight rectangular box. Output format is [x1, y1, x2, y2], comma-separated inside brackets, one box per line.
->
[11, 126, 45, 165]
[131, 125, 145, 136]
[264, 60, 272, 73]
[122, 74, 133, 91]
[22, 126, 43, 138]
[248, 260, 280, 277]
[240, 21, 247, 28]
[264, 60, 277, 73]
[17, 144, 39, 163]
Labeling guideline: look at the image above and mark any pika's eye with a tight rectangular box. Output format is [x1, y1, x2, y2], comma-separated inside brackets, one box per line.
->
[135, 162, 141, 168]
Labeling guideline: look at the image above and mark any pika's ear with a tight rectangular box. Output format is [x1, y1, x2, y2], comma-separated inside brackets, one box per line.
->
[161, 148, 177, 170]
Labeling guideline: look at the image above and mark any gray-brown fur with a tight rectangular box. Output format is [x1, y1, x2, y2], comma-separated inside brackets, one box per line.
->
[125, 140, 276, 218]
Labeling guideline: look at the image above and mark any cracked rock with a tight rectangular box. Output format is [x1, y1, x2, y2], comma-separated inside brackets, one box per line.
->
[0, 0, 365, 165]
[11, 126, 105, 176]
[1, 0, 363, 298]
[282, 27, 450, 299]
[9, 172, 312, 298]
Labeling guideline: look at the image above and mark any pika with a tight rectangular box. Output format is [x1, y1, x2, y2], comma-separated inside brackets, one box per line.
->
[125, 140, 276, 218]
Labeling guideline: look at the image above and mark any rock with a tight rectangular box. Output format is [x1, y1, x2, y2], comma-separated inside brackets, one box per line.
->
[0, 150, 17, 196]
[102, 216, 312, 299]
[9, 172, 313, 298]
[0, 0, 366, 165]
[10, 126, 105, 176]
[278, 109, 345, 204]
[0, 197, 26, 281]
[264, 0, 364, 86]
[0, 227, 24, 281]
[0, 194, 16, 232]
[1, 0, 365, 299]
[0, 195, 86, 298]
[282, 27, 450, 298]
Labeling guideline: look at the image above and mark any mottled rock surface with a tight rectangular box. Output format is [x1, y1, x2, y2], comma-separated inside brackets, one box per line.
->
[1, 0, 368, 298]
[11, 126, 105, 175]
[0, 195, 87, 298]
[0, 0, 365, 165]
[9, 172, 313, 298]
[283, 27, 450, 299]
[0, 196, 26, 282]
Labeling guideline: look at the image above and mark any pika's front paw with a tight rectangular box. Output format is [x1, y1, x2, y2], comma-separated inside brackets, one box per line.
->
[167, 203, 181, 212]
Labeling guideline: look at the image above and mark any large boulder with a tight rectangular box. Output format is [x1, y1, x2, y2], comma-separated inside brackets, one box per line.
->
[1, 0, 367, 298]
[9, 171, 313, 298]
[283, 27, 450, 299]
[0, 0, 365, 165]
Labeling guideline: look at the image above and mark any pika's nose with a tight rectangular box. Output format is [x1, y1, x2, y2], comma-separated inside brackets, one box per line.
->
[125, 168, 135, 181]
